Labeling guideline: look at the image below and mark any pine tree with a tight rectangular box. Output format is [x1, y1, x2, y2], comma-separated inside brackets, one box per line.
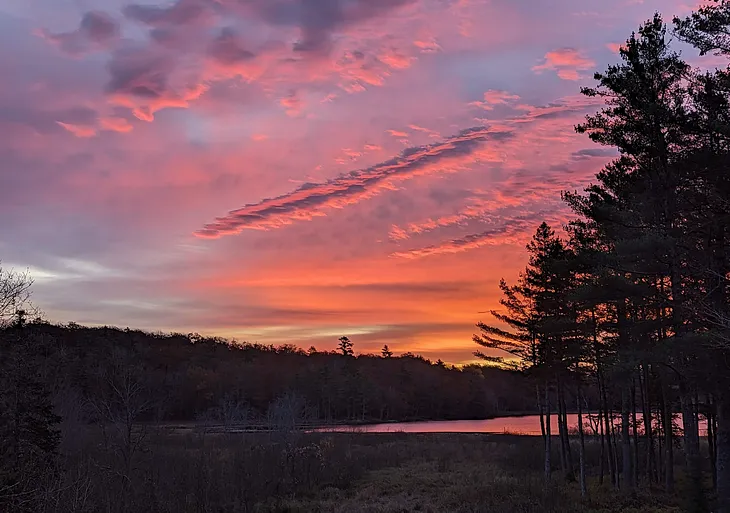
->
[675, 8, 730, 509]
[570, 14, 698, 494]
[337, 336, 354, 357]
[475, 222, 580, 481]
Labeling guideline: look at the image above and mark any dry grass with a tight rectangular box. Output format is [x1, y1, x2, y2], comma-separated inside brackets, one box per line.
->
[252, 434, 682, 513]
[9, 430, 689, 512]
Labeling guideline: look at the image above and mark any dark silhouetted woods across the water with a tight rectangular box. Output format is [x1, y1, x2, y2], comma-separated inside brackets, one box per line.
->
[6, 4, 730, 513]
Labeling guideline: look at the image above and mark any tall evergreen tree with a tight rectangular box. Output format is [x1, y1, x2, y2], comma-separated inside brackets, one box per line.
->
[569, 13, 700, 495]
[475, 223, 580, 481]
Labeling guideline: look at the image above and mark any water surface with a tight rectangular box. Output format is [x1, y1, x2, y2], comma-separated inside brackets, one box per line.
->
[320, 413, 708, 436]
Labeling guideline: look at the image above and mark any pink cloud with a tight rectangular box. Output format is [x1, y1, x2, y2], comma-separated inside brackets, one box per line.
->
[470, 90, 521, 110]
[195, 126, 513, 238]
[414, 38, 441, 53]
[387, 129, 409, 138]
[532, 48, 595, 81]
[389, 196, 500, 241]
[606, 42, 624, 53]
[391, 211, 566, 259]
[378, 47, 413, 69]
[99, 116, 133, 133]
[56, 121, 97, 138]
[408, 124, 441, 138]
[280, 91, 304, 117]
[388, 94, 607, 256]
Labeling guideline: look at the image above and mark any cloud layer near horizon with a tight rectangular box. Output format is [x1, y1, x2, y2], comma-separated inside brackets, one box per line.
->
[0, 0, 711, 362]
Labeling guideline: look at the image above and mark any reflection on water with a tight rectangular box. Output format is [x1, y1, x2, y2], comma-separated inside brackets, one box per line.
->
[320, 414, 708, 436]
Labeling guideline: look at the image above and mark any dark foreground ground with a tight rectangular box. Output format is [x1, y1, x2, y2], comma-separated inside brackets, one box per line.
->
[45, 428, 695, 513]
[251, 433, 684, 513]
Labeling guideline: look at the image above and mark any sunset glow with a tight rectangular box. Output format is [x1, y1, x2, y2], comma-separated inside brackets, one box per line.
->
[1, 0, 712, 362]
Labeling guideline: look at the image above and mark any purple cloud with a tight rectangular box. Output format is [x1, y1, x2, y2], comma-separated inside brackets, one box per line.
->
[123, 0, 212, 27]
[207, 28, 256, 66]
[105, 44, 207, 120]
[40, 11, 120, 56]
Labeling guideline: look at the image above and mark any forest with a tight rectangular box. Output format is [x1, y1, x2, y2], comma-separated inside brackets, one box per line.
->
[4, 3, 730, 512]
[0, 321, 535, 426]
[469, 6, 730, 512]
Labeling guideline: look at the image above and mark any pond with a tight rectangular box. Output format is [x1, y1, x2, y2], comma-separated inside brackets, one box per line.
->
[318, 413, 708, 436]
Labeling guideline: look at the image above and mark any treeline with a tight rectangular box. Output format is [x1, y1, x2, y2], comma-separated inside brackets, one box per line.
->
[473, 9, 730, 511]
[0, 321, 535, 425]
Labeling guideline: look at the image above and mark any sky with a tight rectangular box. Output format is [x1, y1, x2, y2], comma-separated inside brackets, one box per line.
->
[0, 0, 717, 363]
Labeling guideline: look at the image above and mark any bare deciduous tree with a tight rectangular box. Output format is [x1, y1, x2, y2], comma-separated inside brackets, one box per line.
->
[0, 264, 35, 327]
[88, 348, 152, 500]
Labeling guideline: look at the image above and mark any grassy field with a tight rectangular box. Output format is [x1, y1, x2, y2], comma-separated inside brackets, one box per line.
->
[40, 428, 697, 512]
[250, 433, 683, 513]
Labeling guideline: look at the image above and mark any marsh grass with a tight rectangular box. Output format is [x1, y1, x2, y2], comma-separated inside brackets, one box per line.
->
[11, 431, 687, 513]
[249, 434, 682, 513]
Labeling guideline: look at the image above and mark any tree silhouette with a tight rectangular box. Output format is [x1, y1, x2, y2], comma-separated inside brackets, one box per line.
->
[337, 336, 354, 357]
[0, 264, 35, 328]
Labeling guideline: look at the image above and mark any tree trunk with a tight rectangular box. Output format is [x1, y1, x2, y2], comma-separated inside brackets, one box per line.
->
[681, 385, 705, 510]
[661, 378, 674, 492]
[545, 382, 552, 481]
[709, 394, 718, 491]
[611, 406, 620, 490]
[538, 383, 546, 442]
[578, 387, 587, 498]
[632, 378, 639, 486]
[557, 378, 567, 477]
[599, 377, 606, 486]
[640, 363, 656, 483]
[561, 383, 575, 480]
[603, 381, 617, 487]
[717, 392, 730, 513]
[622, 385, 634, 491]
[658, 411, 664, 482]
